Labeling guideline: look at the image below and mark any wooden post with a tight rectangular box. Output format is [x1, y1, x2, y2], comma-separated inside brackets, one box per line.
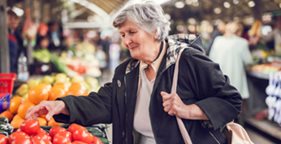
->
[0, 0, 10, 73]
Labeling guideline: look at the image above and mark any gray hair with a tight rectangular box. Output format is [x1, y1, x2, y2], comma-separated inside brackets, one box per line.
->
[113, 2, 170, 41]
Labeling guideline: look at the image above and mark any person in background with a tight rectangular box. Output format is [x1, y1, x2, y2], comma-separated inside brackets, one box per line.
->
[262, 15, 281, 54]
[93, 32, 111, 70]
[7, 8, 21, 73]
[26, 2, 241, 144]
[209, 21, 253, 122]
[206, 20, 226, 55]
[47, 21, 64, 51]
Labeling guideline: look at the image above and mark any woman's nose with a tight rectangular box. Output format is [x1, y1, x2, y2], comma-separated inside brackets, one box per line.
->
[123, 35, 132, 46]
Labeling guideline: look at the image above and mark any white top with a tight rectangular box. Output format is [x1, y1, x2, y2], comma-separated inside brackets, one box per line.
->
[133, 67, 156, 144]
[209, 35, 253, 99]
[133, 43, 166, 144]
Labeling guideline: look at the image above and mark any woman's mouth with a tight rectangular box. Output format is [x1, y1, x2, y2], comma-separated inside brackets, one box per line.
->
[128, 45, 138, 50]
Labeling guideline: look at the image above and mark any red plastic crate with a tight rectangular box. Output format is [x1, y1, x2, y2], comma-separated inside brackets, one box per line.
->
[0, 73, 16, 97]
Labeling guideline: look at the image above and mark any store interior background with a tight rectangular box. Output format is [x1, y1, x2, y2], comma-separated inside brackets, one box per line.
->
[1, 0, 281, 143]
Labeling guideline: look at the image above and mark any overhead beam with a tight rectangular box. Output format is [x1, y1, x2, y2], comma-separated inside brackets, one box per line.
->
[69, 0, 109, 19]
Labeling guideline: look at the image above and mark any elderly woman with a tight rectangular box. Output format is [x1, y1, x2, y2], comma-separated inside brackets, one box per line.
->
[26, 2, 242, 144]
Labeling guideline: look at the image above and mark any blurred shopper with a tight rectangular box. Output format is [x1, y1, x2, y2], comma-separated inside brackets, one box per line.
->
[109, 42, 121, 72]
[95, 32, 111, 70]
[47, 21, 64, 51]
[26, 2, 241, 144]
[7, 8, 21, 73]
[209, 21, 253, 114]
[206, 20, 226, 55]
[247, 20, 262, 47]
[262, 15, 281, 54]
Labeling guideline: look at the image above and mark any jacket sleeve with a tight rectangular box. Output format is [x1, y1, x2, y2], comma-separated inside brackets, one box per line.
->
[54, 82, 113, 126]
[181, 48, 242, 130]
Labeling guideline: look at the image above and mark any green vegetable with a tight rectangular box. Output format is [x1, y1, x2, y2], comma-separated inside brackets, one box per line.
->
[0, 117, 9, 124]
[0, 116, 14, 135]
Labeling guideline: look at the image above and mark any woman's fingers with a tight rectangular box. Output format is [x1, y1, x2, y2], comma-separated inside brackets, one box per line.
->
[26, 101, 53, 120]
[160, 91, 171, 101]
[161, 91, 176, 114]
[26, 105, 45, 120]
[161, 91, 184, 117]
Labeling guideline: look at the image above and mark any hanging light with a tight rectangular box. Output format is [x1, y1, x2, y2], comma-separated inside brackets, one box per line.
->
[224, 2, 231, 8]
[214, 8, 222, 14]
[188, 18, 197, 25]
[248, 1, 255, 7]
[185, 0, 193, 5]
[233, 0, 239, 5]
[175, 1, 185, 9]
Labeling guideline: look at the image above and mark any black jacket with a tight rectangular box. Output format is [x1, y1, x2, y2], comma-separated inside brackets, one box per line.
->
[55, 34, 242, 144]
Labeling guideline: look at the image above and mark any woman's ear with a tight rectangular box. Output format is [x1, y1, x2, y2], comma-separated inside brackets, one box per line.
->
[154, 27, 160, 40]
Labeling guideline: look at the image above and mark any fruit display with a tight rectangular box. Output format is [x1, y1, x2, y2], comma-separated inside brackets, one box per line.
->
[0, 118, 106, 144]
[32, 49, 51, 63]
[0, 72, 108, 143]
[52, 52, 101, 78]
[0, 73, 100, 129]
[250, 63, 281, 75]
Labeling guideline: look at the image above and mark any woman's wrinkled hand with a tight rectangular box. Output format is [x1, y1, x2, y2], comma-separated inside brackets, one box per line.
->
[160, 91, 190, 119]
[25, 100, 68, 120]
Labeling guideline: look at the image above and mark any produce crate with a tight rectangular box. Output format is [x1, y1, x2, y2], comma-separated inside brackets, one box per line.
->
[0, 73, 16, 95]
[0, 73, 16, 113]
[42, 124, 110, 144]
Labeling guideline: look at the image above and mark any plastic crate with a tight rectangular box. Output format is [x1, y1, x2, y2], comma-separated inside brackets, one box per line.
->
[0, 73, 16, 96]
[0, 73, 16, 113]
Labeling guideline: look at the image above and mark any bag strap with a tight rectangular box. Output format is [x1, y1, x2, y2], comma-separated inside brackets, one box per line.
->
[172, 48, 193, 144]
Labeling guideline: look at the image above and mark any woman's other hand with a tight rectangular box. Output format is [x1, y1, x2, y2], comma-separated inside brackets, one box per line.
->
[161, 91, 189, 118]
[25, 100, 69, 120]
[160, 91, 208, 120]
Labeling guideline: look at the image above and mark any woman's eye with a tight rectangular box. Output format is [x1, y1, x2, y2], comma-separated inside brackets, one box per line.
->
[129, 31, 136, 34]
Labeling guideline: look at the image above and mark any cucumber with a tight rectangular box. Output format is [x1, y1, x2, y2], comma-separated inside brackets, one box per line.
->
[0, 130, 8, 136]
[0, 117, 9, 124]
[0, 124, 13, 134]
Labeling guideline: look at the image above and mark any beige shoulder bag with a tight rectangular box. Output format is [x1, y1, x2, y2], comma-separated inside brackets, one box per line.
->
[172, 48, 254, 144]
[172, 48, 193, 144]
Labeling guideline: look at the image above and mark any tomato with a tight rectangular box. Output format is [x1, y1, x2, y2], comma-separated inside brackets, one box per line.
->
[20, 119, 41, 135]
[52, 131, 72, 144]
[49, 126, 67, 138]
[68, 123, 87, 133]
[0, 134, 8, 144]
[72, 129, 94, 143]
[31, 137, 45, 144]
[93, 135, 103, 144]
[31, 135, 52, 144]
[72, 141, 87, 144]
[33, 131, 51, 141]
[37, 128, 48, 135]
[9, 131, 31, 144]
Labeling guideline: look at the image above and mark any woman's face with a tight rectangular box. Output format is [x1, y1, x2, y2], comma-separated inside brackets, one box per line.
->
[118, 20, 158, 61]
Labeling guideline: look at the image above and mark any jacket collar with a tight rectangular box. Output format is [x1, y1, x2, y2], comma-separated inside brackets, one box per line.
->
[125, 34, 204, 74]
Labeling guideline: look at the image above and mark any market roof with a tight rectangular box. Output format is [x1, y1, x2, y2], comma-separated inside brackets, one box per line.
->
[161, 0, 281, 21]
[89, 0, 127, 14]
[8, 0, 280, 27]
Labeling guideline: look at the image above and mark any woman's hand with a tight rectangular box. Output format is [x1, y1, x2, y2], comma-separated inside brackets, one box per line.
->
[25, 100, 69, 120]
[160, 91, 208, 120]
[161, 91, 190, 118]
